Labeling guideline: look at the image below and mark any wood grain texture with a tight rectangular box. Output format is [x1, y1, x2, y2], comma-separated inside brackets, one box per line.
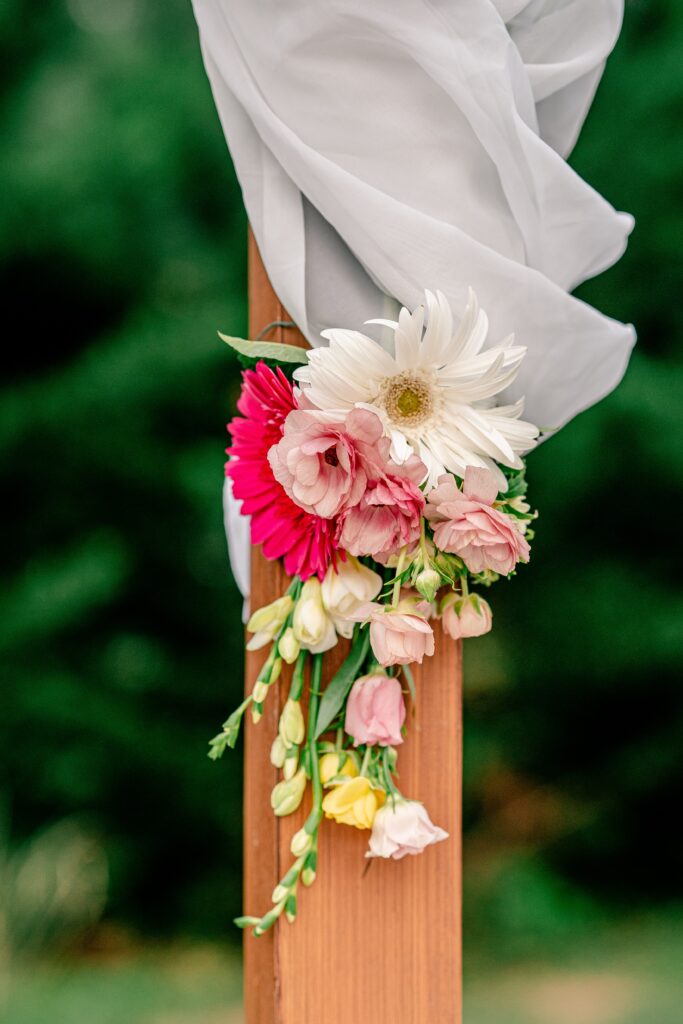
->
[244, 231, 462, 1024]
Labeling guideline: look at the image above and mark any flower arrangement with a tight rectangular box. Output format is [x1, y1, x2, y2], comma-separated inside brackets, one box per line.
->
[210, 290, 538, 935]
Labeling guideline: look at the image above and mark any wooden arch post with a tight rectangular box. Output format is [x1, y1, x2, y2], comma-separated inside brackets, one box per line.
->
[243, 233, 463, 1024]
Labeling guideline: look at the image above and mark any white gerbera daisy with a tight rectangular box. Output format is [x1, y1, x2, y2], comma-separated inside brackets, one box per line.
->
[293, 289, 539, 491]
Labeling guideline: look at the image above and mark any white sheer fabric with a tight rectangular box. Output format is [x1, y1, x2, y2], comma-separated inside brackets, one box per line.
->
[193, 0, 635, 597]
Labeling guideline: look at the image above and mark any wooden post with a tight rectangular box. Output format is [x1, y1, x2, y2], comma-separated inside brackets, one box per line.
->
[243, 232, 463, 1024]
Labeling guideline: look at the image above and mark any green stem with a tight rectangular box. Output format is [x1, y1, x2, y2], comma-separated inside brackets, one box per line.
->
[257, 644, 278, 684]
[382, 746, 402, 800]
[307, 653, 324, 823]
[391, 545, 409, 608]
[359, 745, 372, 777]
[289, 648, 307, 701]
[419, 516, 429, 568]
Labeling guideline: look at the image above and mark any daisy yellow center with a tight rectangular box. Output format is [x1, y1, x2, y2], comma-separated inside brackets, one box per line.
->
[379, 371, 435, 428]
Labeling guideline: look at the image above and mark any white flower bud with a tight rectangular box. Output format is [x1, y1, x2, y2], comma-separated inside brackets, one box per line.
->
[301, 866, 316, 887]
[269, 657, 283, 684]
[292, 579, 337, 653]
[321, 556, 382, 638]
[279, 699, 305, 747]
[252, 680, 269, 704]
[415, 567, 441, 603]
[246, 595, 293, 651]
[283, 750, 299, 780]
[278, 627, 300, 664]
[270, 734, 287, 768]
[270, 768, 307, 817]
[271, 883, 288, 904]
[290, 827, 313, 857]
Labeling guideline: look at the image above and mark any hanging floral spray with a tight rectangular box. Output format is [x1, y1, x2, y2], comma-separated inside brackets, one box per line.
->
[210, 289, 538, 935]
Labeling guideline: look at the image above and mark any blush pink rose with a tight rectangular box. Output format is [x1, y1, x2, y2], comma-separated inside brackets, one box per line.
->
[269, 407, 385, 519]
[426, 467, 530, 576]
[441, 594, 493, 639]
[336, 452, 426, 561]
[345, 673, 406, 747]
[366, 799, 448, 860]
[351, 602, 435, 667]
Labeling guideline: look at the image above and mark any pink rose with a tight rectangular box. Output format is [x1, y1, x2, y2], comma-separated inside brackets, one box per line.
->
[336, 469, 425, 561]
[345, 673, 406, 747]
[337, 453, 426, 562]
[441, 593, 492, 639]
[269, 407, 381, 519]
[351, 603, 435, 667]
[366, 799, 448, 860]
[426, 467, 529, 576]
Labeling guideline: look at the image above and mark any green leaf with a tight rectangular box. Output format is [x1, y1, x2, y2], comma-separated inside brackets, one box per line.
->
[314, 629, 370, 738]
[234, 916, 261, 929]
[207, 735, 227, 761]
[218, 333, 309, 366]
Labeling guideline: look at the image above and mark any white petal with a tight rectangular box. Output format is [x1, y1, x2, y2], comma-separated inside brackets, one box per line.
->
[388, 428, 415, 465]
[420, 290, 454, 366]
[393, 304, 424, 369]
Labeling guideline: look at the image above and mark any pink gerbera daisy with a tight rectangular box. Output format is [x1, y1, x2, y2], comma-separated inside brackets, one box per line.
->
[226, 361, 337, 580]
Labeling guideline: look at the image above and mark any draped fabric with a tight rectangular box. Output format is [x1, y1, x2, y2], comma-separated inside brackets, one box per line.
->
[193, 0, 635, 596]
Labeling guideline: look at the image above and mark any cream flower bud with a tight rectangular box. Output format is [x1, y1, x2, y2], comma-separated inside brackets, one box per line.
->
[279, 699, 305, 747]
[270, 734, 287, 768]
[415, 567, 441, 603]
[301, 866, 316, 887]
[270, 768, 307, 816]
[321, 556, 382, 639]
[278, 627, 300, 664]
[292, 579, 337, 653]
[252, 680, 269, 704]
[246, 595, 293, 651]
[271, 883, 288, 904]
[290, 827, 313, 857]
[283, 750, 299, 780]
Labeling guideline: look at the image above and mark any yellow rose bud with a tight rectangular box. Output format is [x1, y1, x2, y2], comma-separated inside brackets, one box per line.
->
[319, 751, 359, 785]
[292, 579, 337, 653]
[252, 680, 269, 704]
[278, 627, 300, 664]
[269, 657, 283, 684]
[251, 705, 262, 724]
[270, 768, 307, 817]
[279, 699, 305, 747]
[290, 827, 313, 857]
[270, 734, 287, 768]
[322, 777, 384, 829]
[246, 595, 293, 651]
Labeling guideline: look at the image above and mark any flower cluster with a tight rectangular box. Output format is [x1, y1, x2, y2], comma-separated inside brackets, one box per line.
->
[214, 289, 538, 935]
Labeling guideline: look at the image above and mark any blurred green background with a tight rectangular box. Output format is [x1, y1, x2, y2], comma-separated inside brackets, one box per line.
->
[1, 1, 681, 1021]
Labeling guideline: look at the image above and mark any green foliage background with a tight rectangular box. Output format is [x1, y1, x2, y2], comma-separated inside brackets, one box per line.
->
[1, 0, 681, 946]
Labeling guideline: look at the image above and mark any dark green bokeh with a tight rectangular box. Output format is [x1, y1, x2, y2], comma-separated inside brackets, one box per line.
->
[1, 0, 681, 953]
